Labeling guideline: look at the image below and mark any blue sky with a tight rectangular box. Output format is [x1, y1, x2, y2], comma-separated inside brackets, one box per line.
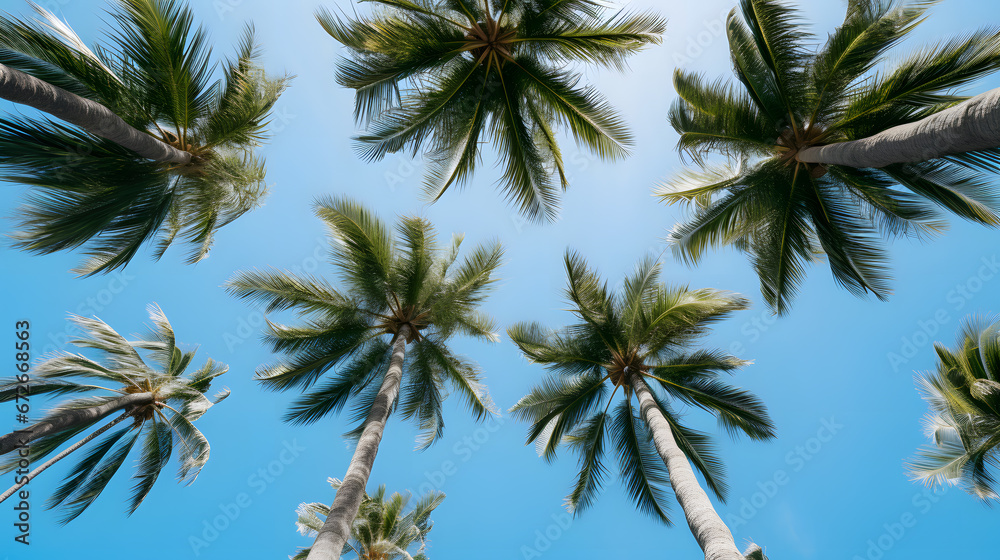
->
[2, 0, 1000, 558]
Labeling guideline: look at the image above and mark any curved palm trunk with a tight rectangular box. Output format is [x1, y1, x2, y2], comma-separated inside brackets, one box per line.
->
[0, 63, 191, 164]
[0, 408, 135, 503]
[306, 325, 409, 560]
[797, 87, 1000, 168]
[631, 372, 744, 560]
[0, 391, 154, 456]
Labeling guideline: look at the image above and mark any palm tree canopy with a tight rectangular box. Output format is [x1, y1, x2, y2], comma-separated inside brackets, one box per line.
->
[660, 0, 1000, 314]
[509, 251, 774, 524]
[0, 0, 289, 275]
[226, 197, 502, 449]
[293, 478, 444, 560]
[908, 315, 1000, 503]
[319, 0, 665, 222]
[0, 304, 229, 522]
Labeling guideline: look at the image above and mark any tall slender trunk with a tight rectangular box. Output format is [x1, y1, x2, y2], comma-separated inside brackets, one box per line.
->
[0, 391, 154, 456]
[797, 87, 1000, 168]
[306, 325, 409, 560]
[0, 63, 191, 164]
[0, 408, 135, 503]
[630, 372, 744, 560]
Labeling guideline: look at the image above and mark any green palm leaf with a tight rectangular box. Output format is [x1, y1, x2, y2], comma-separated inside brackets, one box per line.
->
[666, 0, 1000, 313]
[0, 304, 228, 520]
[0, 0, 288, 274]
[324, 0, 661, 219]
[511, 252, 773, 528]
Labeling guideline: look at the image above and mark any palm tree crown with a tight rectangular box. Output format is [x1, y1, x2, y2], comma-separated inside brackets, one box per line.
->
[319, 0, 665, 221]
[293, 478, 444, 560]
[510, 251, 774, 523]
[226, 197, 502, 447]
[660, 0, 1000, 314]
[908, 316, 1000, 503]
[0, 304, 229, 522]
[0, 0, 288, 274]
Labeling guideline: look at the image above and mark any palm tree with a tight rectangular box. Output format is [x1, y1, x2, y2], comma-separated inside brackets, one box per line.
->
[907, 316, 1000, 503]
[226, 197, 502, 560]
[318, 0, 665, 221]
[509, 252, 775, 560]
[660, 0, 1000, 314]
[292, 478, 444, 560]
[0, 304, 229, 522]
[0, 0, 288, 275]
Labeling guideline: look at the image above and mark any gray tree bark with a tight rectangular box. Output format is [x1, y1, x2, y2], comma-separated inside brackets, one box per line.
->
[0, 63, 191, 164]
[306, 326, 409, 560]
[631, 371, 744, 560]
[0, 408, 136, 504]
[797, 87, 1000, 168]
[0, 391, 154, 456]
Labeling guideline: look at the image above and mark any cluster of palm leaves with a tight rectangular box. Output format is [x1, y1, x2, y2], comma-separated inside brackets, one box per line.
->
[0, 0, 288, 275]
[320, 0, 665, 221]
[661, 0, 1000, 314]
[0, 304, 228, 522]
[293, 478, 444, 560]
[227, 197, 501, 559]
[510, 252, 773, 558]
[8, 0, 1000, 559]
[226, 196, 501, 443]
[908, 316, 1000, 502]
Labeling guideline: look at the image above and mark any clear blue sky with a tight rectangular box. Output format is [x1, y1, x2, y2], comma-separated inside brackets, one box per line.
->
[2, 0, 1000, 559]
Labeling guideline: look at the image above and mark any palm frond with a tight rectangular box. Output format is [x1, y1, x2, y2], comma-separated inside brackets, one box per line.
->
[612, 399, 672, 524]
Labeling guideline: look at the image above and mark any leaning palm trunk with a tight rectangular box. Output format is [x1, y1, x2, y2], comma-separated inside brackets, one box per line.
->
[631, 372, 744, 560]
[798, 87, 1000, 168]
[0, 391, 154, 456]
[0, 408, 135, 503]
[306, 325, 410, 560]
[0, 63, 191, 164]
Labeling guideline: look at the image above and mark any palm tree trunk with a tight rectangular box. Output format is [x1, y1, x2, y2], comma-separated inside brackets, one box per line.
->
[0, 407, 135, 504]
[306, 325, 410, 560]
[0, 63, 191, 164]
[0, 391, 154, 456]
[797, 87, 1000, 168]
[630, 372, 744, 560]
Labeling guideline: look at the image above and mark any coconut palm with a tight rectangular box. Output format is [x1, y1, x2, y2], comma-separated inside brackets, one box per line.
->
[0, 304, 229, 522]
[509, 252, 774, 560]
[292, 478, 444, 560]
[0, 0, 288, 275]
[318, 0, 665, 221]
[660, 0, 1000, 314]
[226, 197, 502, 560]
[908, 316, 1000, 503]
